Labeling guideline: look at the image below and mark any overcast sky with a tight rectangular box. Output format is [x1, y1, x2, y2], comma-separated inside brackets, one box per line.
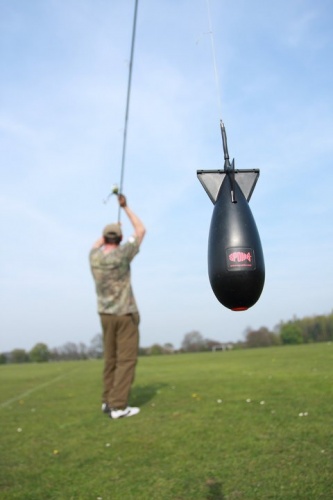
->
[1, 0, 332, 352]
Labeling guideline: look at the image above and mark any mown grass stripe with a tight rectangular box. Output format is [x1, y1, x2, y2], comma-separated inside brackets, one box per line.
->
[0, 369, 78, 409]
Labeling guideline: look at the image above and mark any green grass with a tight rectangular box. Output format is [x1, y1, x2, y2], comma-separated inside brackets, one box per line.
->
[0, 343, 332, 499]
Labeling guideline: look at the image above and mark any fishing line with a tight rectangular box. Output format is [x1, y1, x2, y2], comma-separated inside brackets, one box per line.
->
[205, 0, 231, 179]
[205, 0, 223, 120]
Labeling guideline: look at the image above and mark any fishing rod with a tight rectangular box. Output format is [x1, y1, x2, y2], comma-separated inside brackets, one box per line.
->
[104, 0, 139, 222]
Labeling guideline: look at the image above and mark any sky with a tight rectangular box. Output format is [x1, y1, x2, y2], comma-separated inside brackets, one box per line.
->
[1, 0, 333, 353]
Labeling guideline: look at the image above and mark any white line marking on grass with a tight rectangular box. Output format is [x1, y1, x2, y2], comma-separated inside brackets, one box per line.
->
[0, 370, 77, 409]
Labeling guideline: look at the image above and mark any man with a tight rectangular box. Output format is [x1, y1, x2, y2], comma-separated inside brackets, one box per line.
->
[89, 194, 146, 419]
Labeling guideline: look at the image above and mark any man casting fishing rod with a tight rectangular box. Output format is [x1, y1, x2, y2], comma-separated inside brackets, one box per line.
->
[89, 194, 146, 419]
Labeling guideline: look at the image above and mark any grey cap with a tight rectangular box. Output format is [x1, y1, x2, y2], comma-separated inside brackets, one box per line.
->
[102, 223, 122, 237]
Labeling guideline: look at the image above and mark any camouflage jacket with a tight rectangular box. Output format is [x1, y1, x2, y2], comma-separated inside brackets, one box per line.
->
[89, 237, 140, 315]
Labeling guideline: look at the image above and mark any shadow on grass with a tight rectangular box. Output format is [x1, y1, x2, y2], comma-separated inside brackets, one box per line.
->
[129, 383, 168, 407]
[206, 479, 225, 500]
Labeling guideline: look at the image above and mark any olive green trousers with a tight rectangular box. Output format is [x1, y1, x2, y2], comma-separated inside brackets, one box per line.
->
[100, 313, 139, 409]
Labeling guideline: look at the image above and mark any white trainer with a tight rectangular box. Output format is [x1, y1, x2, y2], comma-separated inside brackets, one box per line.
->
[110, 406, 140, 419]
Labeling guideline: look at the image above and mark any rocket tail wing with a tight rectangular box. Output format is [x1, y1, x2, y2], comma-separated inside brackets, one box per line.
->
[197, 169, 260, 204]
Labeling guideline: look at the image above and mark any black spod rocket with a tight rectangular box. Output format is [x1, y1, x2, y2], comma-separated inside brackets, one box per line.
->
[197, 121, 265, 311]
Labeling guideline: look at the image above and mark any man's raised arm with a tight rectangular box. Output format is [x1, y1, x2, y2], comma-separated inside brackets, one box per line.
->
[118, 194, 146, 245]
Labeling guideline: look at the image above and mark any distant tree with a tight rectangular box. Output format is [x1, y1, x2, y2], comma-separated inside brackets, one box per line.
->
[0, 353, 7, 364]
[163, 343, 174, 353]
[233, 341, 246, 350]
[11, 349, 29, 363]
[60, 342, 80, 360]
[205, 339, 226, 351]
[246, 327, 280, 348]
[49, 347, 61, 361]
[30, 343, 50, 362]
[89, 334, 103, 358]
[78, 342, 88, 360]
[280, 323, 303, 345]
[138, 346, 149, 356]
[275, 312, 333, 345]
[149, 344, 164, 355]
[326, 311, 333, 341]
[313, 316, 328, 342]
[304, 315, 333, 342]
[181, 331, 206, 352]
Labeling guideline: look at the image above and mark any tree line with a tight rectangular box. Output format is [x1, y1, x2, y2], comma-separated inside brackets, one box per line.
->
[245, 310, 333, 348]
[1, 311, 332, 364]
[0, 334, 103, 364]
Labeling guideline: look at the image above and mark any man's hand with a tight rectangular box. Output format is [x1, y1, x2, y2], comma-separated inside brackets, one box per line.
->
[118, 194, 127, 207]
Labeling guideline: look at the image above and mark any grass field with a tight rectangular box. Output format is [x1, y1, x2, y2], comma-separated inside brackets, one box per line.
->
[0, 343, 332, 499]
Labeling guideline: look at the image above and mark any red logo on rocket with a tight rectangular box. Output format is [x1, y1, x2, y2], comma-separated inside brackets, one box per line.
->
[229, 252, 252, 263]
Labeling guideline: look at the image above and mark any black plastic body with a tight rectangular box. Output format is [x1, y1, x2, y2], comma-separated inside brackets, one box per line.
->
[208, 175, 265, 310]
